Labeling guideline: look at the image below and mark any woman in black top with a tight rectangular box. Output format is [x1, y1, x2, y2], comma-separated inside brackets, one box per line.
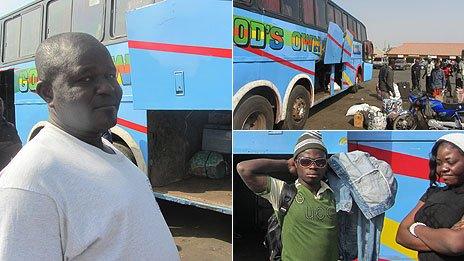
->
[396, 133, 464, 260]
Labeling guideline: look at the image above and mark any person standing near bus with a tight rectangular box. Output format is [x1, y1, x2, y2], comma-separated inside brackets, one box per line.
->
[378, 59, 396, 99]
[0, 32, 179, 260]
[431, 60, 446, 100]
[456, 57, 464, 103]
[411, 59, 422, 91]
[236, 132, 338, 261]
[0, 97, 22, 171]
[443, 63, 453, 98]
[423, 59, 435, 95]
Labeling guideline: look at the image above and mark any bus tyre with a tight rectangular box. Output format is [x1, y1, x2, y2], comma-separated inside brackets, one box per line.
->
[393, 113, 417, 130]
[283, 85, 310, 130]
[113, 142, 137, 164]
[234, 95, 274, 130]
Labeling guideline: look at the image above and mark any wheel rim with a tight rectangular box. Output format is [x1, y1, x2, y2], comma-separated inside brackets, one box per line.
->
[242, 111, 268, 130]
[395, 114, 416, 130]
[291, 97, 307, 122]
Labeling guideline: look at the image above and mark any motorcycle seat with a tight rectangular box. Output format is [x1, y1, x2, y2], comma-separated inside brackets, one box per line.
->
[442, 102, 464, 110]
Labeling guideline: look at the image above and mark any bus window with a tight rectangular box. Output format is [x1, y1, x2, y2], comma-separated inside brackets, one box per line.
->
[46, 0, 72, 38]
[342, 12, 348, 31]
[348, 16, 355, 36]
[281, 0, 299, 19]
[327, 4, 334, 24]
[361, 24, 367, 41]
[356, 21, 362, 40]
[112, 0, 154, 37]
[72, 0, 105, 40]
[2, 16, 20, 62]
[315, 0, 327, 28]
[260, 0, 280, 13]
[20, 7, 42, 57]
[334, 8, 342, 28]
[302, 0, 315, 25]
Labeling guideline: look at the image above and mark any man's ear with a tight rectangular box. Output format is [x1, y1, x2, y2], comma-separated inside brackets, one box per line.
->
[36, 80, 54, 107]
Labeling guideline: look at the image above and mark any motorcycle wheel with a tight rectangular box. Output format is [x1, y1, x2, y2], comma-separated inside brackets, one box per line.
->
[393, 113, 418, 130]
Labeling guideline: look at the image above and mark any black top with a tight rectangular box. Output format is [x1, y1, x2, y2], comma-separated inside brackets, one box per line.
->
[415, 185, 464, 261]
[0, 117, 22, 171]
[378, 64, 394, 92]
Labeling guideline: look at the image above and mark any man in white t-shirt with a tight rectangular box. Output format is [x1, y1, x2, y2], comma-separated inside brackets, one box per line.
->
[0, 32, 179, 260]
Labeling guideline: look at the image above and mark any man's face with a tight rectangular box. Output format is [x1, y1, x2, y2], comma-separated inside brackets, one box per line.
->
[50, 46, 122, 134]
[295, 149, 327, 186]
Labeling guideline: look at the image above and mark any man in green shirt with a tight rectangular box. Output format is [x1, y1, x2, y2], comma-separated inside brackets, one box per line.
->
[236, 132, 338, 261]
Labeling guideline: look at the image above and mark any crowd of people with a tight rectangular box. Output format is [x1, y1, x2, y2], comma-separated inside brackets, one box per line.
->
[412, 57, 464, 102]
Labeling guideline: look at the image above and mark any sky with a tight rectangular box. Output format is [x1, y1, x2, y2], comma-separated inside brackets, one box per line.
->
[332, 0, 464, 50]
[2, 0, 464, 50]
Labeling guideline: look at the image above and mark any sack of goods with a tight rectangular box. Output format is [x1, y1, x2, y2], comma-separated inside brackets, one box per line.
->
[188, 151, 229, 179]
[382, 98, 403, 115]
[367, 111, 387, 130]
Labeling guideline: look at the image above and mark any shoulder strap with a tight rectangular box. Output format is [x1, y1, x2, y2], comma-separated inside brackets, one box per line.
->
[278, 183, 297, 217]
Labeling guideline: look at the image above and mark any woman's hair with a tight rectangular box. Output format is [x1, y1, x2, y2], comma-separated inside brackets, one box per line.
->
[429, 140, 464, 186]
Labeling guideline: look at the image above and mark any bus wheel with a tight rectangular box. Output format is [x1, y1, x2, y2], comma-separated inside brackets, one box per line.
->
[234, 95, 274, 130]
[284, 85, 310, 130]
[114, 142, 137, 164]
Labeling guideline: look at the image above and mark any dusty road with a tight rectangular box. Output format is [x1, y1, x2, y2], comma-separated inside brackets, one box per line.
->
[300, 68, 436, 130]
[158, 199, 231, 261]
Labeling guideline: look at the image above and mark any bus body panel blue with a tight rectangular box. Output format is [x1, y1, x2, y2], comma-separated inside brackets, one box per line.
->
[233, 131, 348, 155]
[363, 61, 373, 81]
[127, 0, 232, 110]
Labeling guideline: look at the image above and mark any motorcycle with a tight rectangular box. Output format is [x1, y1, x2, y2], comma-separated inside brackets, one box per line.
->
[393, 91, 464, 130]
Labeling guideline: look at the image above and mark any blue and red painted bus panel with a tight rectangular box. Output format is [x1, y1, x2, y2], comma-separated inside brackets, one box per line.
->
[234, 130, 463, 260]
[126, 0, 232, 110]
[233, 7, 373, 116]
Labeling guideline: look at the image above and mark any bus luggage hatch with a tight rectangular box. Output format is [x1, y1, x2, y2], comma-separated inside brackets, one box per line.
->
[126, 0, 232, 110]
[324, 22, 344, 65]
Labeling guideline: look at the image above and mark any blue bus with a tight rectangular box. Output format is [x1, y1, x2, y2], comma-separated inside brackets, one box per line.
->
[233, 0, 374, 129]
[233, 130, 460, 260]
[0, 0, 232, 214]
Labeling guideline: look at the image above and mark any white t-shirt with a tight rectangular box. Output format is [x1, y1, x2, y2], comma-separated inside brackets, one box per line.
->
[0, 123, 179, 261]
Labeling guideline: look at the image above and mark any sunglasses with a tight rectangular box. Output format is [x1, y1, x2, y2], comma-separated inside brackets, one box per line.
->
[297, 157, 327, 168]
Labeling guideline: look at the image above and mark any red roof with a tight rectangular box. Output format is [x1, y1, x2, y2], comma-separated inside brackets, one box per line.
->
[387, 43, 464, 57]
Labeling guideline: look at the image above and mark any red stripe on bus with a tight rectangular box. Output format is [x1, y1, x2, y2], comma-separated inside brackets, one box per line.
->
[117, 118, 148, 134]
[128, 40, 232, 58]
[342, 81, 350, 86]
[348, 143, 429, 180]
[327, 34, 342, 49]
[345, 62, 357, 72]
[343, 48, 352, 56]
[243, 46, 315, 76]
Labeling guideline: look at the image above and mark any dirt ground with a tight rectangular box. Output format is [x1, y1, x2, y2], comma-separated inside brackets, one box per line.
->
[158, 199, 232, 261]
[301, 68, 436, 130]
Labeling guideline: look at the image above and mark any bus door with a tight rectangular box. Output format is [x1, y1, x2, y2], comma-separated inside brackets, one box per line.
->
[362, 40, 374, 81]
[0, 69, 15, 124]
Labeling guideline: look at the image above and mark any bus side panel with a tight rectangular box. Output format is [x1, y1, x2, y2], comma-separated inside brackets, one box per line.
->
[233, 131, 348, 155]
[363, 62, 373, 81]
[348, 131, 453, 260]
[233, 8, 322, 103]
[127, 0, 232, 110]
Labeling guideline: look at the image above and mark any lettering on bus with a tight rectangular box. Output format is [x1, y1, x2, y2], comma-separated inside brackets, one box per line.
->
[16, 54, 131, 93]
[233, 17, 323, 55]
[112, 54, 131, 86]
[18, 68, 38, 93]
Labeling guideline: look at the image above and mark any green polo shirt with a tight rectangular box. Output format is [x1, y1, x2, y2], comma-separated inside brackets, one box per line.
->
[259, 177, 339, 261]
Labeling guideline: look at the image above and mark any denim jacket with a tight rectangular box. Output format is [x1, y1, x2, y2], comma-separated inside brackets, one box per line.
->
[327, 151, 398, 261]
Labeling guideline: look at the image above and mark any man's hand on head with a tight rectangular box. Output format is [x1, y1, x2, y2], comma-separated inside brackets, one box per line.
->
[287, 158, 297, 176]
